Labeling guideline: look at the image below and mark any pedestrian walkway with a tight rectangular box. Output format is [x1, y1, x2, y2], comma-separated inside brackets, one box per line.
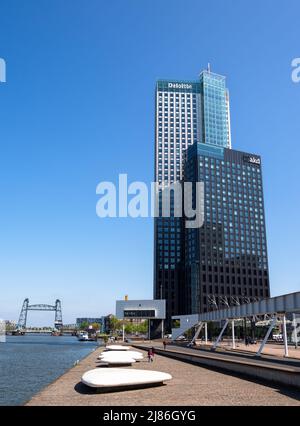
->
[26, 346, 300, 406]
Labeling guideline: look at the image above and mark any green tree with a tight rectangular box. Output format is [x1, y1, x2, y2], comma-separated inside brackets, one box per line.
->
[122, 320, 148, 335]
[136, 321, 148, 334]
[109, 315, 122, 333]
[124, 322, 134, 334]
[91, 322, 101, 330]
[79, 321, 89, 330]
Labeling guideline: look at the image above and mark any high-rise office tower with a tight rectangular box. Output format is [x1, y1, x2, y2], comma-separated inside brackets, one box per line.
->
[154, 68, 232, 329]
[154, 67, 271, 329]
[184, 143, 270, 315]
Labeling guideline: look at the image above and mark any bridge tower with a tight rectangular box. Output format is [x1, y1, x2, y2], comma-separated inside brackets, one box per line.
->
[17, 298, 29, 329]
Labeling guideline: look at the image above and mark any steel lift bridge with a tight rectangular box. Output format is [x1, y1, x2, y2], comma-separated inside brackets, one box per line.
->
[16, 298, 63, 330]
[172, 291, 300, 358]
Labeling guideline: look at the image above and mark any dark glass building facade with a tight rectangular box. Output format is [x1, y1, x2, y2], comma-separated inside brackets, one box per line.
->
[184, 143, 270, 314]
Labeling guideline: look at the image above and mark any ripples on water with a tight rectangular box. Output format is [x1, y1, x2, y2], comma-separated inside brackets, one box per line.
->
[0, 334, 99, 405]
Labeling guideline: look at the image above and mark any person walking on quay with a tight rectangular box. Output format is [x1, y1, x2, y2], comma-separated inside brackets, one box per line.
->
[151, 347, 155, 361]
[163, 340, 167, 350]
[148, 348, 154, 362]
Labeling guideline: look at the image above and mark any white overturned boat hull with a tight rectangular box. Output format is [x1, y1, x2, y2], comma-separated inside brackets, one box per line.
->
[98, 350, 143, 361]
[105, 345, 131, 351]
[82, 368, 172, 388]
[99, 358, 136, 365]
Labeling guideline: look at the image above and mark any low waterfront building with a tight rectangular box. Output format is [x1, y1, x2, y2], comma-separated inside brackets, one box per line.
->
[116, 299, 166, 339]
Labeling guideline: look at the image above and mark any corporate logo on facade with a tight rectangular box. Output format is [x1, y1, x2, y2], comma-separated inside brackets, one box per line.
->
[243, 155, 261, 166]
[0, 58, 6, 83]
[168, 82, 192, 89]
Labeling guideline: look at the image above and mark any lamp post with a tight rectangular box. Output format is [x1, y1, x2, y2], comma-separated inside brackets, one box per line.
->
[282, 314, 289, 357]
[293, 313, 298, 349]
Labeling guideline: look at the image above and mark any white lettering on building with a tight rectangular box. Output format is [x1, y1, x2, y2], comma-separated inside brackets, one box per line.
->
[249, 156, 261, 165]
[168, 82, 192, 89]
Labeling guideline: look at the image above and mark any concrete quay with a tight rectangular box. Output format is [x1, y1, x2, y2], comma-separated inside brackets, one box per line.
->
[26, 345, 300, 406]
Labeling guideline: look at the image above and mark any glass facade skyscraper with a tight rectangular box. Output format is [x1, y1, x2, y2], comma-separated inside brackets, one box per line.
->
[153, 68, 269, 330]
[184, 143, 270, 315]
[153, 79, 200, 329]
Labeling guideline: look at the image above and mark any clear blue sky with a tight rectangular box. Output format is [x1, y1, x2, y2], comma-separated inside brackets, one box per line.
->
[0, 0, 299, 325]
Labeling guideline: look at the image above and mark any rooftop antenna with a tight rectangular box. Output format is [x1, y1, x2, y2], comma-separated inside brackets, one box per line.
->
[207, 62, 211, 73]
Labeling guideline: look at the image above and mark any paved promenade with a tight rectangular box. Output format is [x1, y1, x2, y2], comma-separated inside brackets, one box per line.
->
[26, 346, 300, 406]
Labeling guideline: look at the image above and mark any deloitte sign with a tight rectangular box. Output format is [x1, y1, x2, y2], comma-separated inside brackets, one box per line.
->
[168, 82, 192, 89]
